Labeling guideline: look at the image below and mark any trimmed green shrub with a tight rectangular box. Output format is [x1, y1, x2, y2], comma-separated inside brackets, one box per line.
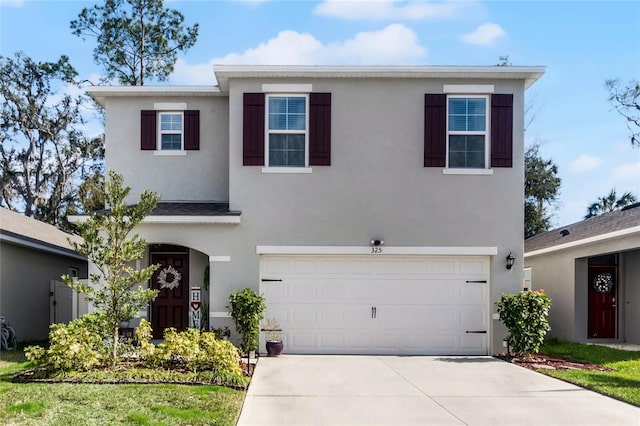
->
[496, 290, 552, 357]
[137, 326, 243, 378]
[228, 288, 266, 354]
[25, 312, 110, 371]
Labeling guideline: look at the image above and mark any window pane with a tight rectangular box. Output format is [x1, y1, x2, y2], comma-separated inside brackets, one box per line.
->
[449, 98, 467, 115]
[448, 97, 486, 132]
[449, 116, 467, 131]
[466, 151, 485, 168]
[269, 97, 287, 114]
[269, 150, 287, 167]
[287, 97, 306, 114]
[288, 114, 306, 130]
[269, 96, 307, 130]
[161, 134, 182, 150]
[288, 150, 304, 166]
[467, 135, 485, 150]
[449, 135, 485, 168]
[467, 98, 486, 115]
[269, 114, 287, 130]
[269, 134, 287, 150]
[269, 134, 305, 167]
[467, 116, 486, 131]
[160, 114, 182, 131]
[287, 134, 305, 150]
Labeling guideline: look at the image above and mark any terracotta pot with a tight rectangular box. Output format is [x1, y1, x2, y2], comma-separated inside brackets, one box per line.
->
[266, 340, 284, 357]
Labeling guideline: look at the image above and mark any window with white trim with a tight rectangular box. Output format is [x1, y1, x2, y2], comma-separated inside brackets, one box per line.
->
[159, 112, 183, 150]
[266, 95, 308, 167]
[447, 96, 488, 169]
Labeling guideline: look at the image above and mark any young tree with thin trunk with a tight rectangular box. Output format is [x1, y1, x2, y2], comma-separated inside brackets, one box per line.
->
[64, 170, 160, 367]
[71, 0, 199, 86]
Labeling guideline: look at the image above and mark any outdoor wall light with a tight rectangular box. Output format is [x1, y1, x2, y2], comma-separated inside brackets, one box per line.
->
[370, 239, 384, 246]
[506, 253, 515, 270]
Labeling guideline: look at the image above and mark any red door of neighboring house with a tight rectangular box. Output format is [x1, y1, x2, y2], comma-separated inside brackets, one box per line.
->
[150, 253, 189, 339]
[588, 265, 617, 339]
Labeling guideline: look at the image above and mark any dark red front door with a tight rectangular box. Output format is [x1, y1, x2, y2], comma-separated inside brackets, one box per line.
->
[150, 253, 189, 339]
[588, 265, 617, 339]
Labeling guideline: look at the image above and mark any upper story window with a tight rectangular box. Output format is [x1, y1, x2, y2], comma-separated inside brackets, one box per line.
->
[159, 112, 183, 151]
[424, 91, 513, 172]
[141, 108, 199, 153]
[447, 96, 488, 169]
[243, 91, 331, 169]
[267, 95, 308, 167]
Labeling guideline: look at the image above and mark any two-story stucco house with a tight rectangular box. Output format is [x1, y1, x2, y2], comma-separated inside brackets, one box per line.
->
[87, 65, 544, 355]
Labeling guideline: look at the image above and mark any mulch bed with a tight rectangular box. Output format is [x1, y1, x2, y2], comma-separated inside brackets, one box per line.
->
[496, 353, 613, 372]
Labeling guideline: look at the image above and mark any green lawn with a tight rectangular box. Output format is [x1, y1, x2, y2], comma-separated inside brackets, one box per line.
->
[0, 348, 246, 425]
[539, 341, 640, 407]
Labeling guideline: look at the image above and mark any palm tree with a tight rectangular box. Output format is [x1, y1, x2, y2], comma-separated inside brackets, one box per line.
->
[585, 189, 637, 219]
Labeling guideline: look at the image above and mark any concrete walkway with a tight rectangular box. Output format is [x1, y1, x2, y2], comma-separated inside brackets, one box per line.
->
[237, 355, 640, 426]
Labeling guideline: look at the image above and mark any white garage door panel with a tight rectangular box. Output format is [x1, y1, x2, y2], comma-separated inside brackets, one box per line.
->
[260, 255, 489, 355]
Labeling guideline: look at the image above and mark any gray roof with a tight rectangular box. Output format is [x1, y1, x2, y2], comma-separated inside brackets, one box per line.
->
[150, 202, 240, 216]
[0, 207, 84, 259]
[525, 203, 640, 253]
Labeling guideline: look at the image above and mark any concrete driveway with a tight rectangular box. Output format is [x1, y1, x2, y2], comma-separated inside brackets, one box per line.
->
[237, 355, 640, 426]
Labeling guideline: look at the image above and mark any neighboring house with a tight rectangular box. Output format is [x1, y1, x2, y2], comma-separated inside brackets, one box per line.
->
[86, 65, 544, 355]
[0, 207, 88, 341]
[525, 203, 640, 344]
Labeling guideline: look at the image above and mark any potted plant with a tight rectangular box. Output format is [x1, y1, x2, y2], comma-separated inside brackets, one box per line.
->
[261, 318, 284, 357]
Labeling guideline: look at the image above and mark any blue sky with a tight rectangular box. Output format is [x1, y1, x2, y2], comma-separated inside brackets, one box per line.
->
[1, 0, 639, 227]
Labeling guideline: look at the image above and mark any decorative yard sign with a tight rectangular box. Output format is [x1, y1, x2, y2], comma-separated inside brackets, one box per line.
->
[190, 287, 202, 329]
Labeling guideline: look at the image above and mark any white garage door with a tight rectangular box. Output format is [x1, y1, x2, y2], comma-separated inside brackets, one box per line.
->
[260, 255, 489, 355]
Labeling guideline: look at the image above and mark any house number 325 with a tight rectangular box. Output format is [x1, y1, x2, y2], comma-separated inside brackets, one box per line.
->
[371, 247, 383, 254]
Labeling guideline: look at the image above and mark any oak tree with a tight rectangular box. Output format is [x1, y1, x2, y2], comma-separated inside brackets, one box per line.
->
[0, 52, 104, 229]
[525, 144, 561, 238]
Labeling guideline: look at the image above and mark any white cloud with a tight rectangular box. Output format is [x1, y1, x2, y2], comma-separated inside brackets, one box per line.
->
[569, 154, 602, 173]
[612, 161, 640, 185]
[314, 0, 464, 20]
[171, 24, 427, 84]
[461, 23, 506, 46]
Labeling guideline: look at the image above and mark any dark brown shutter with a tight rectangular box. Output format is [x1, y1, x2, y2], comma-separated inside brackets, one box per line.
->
[184, 110, 200, 150]
[309, 93, 331, 166]
[490, 94, 513, 168]
[141, 110, 156, 150]
[243, 93, 265, 165]
[424, 94, 447, 167]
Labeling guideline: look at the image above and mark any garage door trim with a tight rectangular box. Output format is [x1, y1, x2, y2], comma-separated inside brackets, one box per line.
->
[257, 245, 498, 256]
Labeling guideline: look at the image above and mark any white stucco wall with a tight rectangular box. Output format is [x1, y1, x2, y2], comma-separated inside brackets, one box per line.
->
[97, 72, 535, 354]
[103, 95, 229, 204]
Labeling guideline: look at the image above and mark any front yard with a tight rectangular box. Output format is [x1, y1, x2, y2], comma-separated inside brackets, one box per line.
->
[537, 341, 640, 407]
[0, 349, 245, 425]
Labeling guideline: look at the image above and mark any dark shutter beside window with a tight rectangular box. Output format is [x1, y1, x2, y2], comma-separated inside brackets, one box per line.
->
[141, 110, 156, 150]
[490, 94, 513, 168]
[243, 93, 265, 165]
[424, 94, 447, 167]
[184, 110, 200, 150]
[309, 93, 331, 166]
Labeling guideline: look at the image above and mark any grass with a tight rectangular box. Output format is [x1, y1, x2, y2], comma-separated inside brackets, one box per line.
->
[539, 340, 640, 407]
[0, 347, 246, 425]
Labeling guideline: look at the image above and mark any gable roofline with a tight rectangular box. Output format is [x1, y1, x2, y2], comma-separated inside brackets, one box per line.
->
[524, 203, 640, 257]
[214, 64, 546, 91]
